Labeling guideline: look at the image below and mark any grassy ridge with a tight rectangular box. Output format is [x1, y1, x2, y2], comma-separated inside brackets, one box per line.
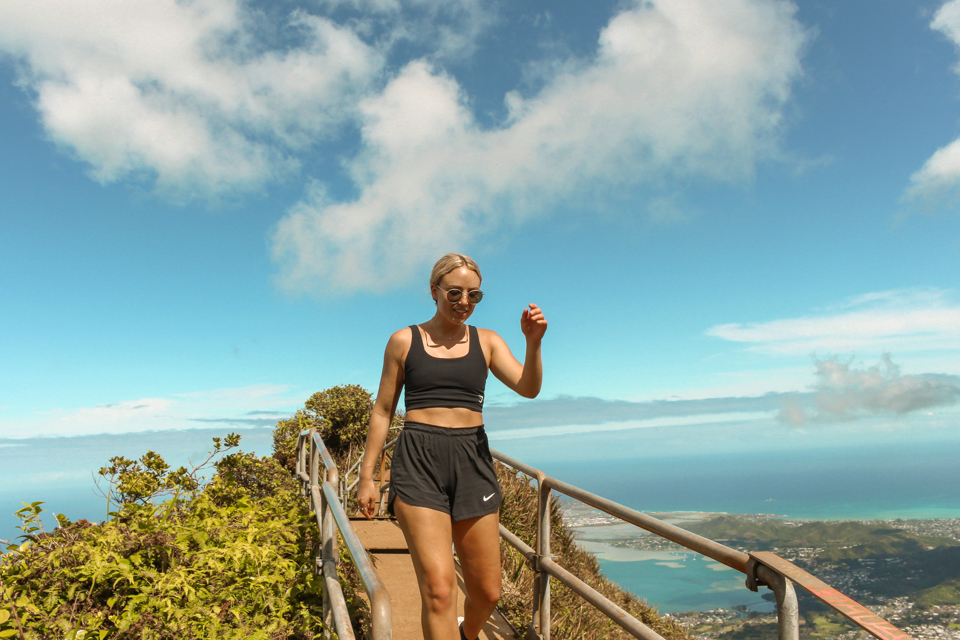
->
[679, 515, 960, 609]
[915, 576, 960, 608]
[682, 516, 960, 560]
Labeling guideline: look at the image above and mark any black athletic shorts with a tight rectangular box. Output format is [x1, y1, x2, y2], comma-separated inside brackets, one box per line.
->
[388, 422, 502, 521]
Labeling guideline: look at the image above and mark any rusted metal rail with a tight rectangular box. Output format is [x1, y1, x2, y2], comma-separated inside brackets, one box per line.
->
[489, 448, 913, 640]
[296, 428, 392, 640]
[314, 426, 912, 640]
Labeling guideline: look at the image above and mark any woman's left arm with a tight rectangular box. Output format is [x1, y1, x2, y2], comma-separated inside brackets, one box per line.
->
[486, 303, 548, 399]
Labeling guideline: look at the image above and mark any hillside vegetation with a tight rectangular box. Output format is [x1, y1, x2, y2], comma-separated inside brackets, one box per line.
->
[681, 516, 960, 604]
[0, 438, 334, 639]
[1, 384, 686, 640]
[683, 516, 960, 560]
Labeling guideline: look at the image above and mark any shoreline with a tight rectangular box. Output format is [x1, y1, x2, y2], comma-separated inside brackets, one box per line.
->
[560, 501, 960, 528]
[560, 506, 960, 616]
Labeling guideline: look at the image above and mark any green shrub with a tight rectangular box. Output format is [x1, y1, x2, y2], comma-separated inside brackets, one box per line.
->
[273, 384, 402, 476]
[304, 385, 373, 466]
[0, 437, 329, 640]
[272, 411, 308, 474]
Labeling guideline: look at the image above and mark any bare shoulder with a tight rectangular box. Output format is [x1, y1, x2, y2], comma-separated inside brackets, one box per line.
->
[384, 326, 413, 361]
[476, 327, 507, 350]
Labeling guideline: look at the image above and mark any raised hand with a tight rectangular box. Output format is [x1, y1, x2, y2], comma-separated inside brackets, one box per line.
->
[520, 303, 548, 342]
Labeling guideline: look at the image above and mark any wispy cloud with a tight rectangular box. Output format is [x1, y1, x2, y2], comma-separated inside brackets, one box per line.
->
[904, 0, 960, 206]
[0, 384, 301, 438]
[314, 0, 497, 62]
[0, 0, 383, 200]
[271, 0, 808, 293]
[0, 0, 808, 291]
[485, 393, 791, 431]
[706, 288, 960, 355]
[778, 354, 960, 424]
[489, 411, 775, 442]
[487, 292, 960, 440]
[189, 417, 281, 427]
[483, 353, 960, 441]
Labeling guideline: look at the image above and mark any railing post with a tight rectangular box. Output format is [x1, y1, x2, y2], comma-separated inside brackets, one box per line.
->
[296, 435, 302, 493]
[537, 481, 552, 640]
[309, 428, 320, 511]
[307, 428, 329, 635]
[755, 565, 799, 640]
[325, 464, 341, 637]
[322, 480, 335, 637]
[299, 434, 309, 497]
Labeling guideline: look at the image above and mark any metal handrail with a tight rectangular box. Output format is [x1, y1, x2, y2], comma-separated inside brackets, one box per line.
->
[311, 428, 910, 640]
[341, 428, 403, 504]
[296, 429, 392, 640]
[499, 525, 665, 640]
[490, 448, 912, 640]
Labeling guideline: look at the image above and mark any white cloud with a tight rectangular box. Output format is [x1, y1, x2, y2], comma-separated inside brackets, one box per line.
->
[0, 384, 301, 438]
[315, 0, 497, 61]
[905, 137, 960, 206]
[935, 0, 960, 65]
[484, 392, 790, 429]
[272, 0, 808, 293]
[490, 411, 773, 441]
[1, 0, 808, 289]
[0, 0, 382, 200]
[904, 0, 960, 205]
[706, 288, 960, 356]
[778, 354, 960, 424]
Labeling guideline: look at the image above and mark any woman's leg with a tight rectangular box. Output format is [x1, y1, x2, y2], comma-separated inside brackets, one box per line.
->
[453, 511, 501, 640]
[394, 497, 459, 640]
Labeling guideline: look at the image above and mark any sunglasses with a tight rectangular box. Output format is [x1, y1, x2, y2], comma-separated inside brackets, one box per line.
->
[436, 286, 484, 304]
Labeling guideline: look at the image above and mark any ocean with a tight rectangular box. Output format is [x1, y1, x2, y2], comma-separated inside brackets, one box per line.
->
[574, 534, 771, 614]
[541, 438, 960, 612]
[3, 431, 960, 613]
[543, 439, 960, 521]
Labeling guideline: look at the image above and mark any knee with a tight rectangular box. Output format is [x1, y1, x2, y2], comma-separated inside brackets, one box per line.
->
[471, 575, 501, 609]
[421, 573, 457, 612]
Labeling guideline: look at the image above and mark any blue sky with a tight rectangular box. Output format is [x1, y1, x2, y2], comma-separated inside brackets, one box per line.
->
[2, 0, 960, 479]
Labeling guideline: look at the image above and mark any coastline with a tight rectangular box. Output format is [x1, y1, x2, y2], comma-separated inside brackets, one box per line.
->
[561, 503, 960, 615]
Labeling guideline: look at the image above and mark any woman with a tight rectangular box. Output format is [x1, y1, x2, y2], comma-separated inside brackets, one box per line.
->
[358, 253, 547, 640]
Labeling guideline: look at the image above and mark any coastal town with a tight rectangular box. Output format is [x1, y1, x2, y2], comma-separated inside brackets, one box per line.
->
[561, 504, 960, 640]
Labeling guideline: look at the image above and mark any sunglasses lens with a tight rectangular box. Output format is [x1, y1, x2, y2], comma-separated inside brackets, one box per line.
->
[468, 290, 484, 303]
[446, 289, 463, 302]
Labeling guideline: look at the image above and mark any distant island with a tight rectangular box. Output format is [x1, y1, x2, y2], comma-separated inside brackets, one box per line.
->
[562, 504, 960, 640]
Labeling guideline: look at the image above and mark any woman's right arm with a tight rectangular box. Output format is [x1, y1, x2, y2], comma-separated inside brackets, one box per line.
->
[357, 329, 409, 519]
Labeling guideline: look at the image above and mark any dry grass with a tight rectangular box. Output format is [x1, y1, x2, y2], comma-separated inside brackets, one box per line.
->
[496, 463, 689, 640]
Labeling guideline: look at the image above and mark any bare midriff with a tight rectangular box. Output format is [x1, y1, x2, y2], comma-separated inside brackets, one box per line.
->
[405, 406, 483, 429]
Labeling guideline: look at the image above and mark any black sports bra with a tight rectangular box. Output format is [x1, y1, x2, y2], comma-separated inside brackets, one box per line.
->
[404, 325, 488, 413]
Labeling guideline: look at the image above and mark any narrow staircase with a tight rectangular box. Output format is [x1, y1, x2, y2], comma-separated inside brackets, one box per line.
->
[351, 518, 517, 640]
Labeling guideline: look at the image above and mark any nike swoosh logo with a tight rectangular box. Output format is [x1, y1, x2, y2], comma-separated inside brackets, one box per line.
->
[483, 493, 495, 501]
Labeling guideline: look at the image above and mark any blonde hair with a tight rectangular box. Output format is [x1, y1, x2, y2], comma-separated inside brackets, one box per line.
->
[430, 253, 482, 289]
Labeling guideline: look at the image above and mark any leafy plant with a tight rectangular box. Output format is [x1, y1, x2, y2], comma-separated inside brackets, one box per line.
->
[95, 434, 242, 518]
[1, 437, 326, 639]
[273, 384, 402, 476]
